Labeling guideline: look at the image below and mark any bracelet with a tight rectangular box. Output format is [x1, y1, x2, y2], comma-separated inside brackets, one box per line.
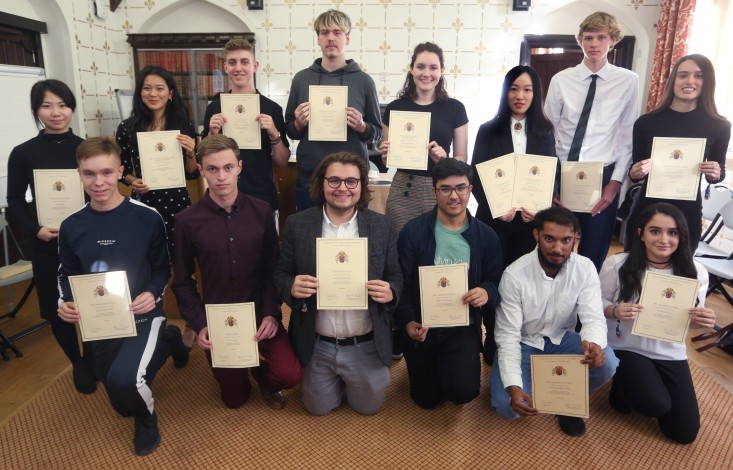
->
[611, 305, 618, 319]
[269, 137, 281, 146]
[186, 153, 196, 160]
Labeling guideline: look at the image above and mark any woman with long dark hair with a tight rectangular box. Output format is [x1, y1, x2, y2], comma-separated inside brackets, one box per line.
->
[7, 80, 94, 393]
[471, 65, 556, 267]
[600, 203, 715, 443]
[626, 55, 731, 253]
[115, 65, 199, 257]
[380, 42, 468, 233]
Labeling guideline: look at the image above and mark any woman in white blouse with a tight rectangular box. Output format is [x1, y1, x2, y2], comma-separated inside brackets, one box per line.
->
[599, 202, 715, 443]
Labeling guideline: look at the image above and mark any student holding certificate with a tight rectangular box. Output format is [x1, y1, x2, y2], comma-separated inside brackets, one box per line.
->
[380, 42, 468, 234]
[471, 65, 556, 267]
[57, 138, 189, 456]
[6, 80, 93, 393]
[115, 65, 199, 257]
[396, 159, 501, 409]
[600, 203, 715, 444]
[626, 55, 731, 253]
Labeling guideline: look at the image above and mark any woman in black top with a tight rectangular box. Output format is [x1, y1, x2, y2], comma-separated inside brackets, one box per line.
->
[7, 80, 94, 393]
[471, 65, 556, 267]
[627, 54, 731, 253]
[115, 65, 199, 257]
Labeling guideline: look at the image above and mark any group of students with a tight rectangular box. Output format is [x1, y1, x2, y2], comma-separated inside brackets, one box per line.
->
[6, 7, 730, 457]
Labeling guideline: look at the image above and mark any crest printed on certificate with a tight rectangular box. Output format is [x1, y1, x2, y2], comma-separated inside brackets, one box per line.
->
[531, 355, 589, 418]
[220, 93, 261, 149]
[309, 85, 348, 141]
[475, 154, 517, 218]
[386, 110, 431, 170]
[136, 130, 186, 190]
[33, 169, 85, 229]
[316, 237, 368, 310]
[418, 263, 469, 327]
[632, 271, 699, 343]
[646, 137, 706, 201]
[513, 154, 557, 212]
[560, 161, 603, 213]
[206, 303, 260, 368]
[69, 271, 135, 342]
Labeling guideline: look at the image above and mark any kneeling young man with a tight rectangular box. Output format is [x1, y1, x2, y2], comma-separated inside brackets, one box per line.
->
[491, 207, 619, 436]
[57, 137, 186, 456]
[274, 152, 402, 415]
[396, 158, 502, 409]
[172, 135, 301, 409]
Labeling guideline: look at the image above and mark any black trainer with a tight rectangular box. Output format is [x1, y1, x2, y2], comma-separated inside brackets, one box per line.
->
[134, 412, 160, 456]
[557, 415, 586, 437]
[164, 325, 190, 368]
[72, 360, 97, 394]
[392, 328, 403, 360]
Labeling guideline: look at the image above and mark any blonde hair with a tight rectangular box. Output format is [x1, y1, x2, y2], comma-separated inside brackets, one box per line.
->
[76, 137, 121, 164]
[313, 9, 351, 35]
[577, 11, 623, 43]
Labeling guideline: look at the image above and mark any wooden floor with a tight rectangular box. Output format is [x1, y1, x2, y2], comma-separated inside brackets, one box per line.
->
[2, 247, 733, 425]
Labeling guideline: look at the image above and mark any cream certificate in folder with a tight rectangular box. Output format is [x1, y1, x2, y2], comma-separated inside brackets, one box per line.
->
[206, 303, 260, 368]
[69, 271, 135, 342]
[137, 130, 186, 190]
[531, 354, 589, 418]
[308, 85, 348, 142]
[418, 263, 469, 327]
[386, 111, 431, 170]
[632, 271, 699, 343]
[316, 237, 369, 310]
[646, 137, 706, 201]
[560, 161, 603, 213]
[220, 93, 261, 149]
[33, 169, 85, 229]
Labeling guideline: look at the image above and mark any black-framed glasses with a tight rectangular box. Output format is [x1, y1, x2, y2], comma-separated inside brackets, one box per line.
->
[435, 184, 470, 197]
[325, 177, 360, 189]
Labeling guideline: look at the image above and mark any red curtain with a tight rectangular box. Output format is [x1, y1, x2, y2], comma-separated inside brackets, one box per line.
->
[646, 0, 697, 111]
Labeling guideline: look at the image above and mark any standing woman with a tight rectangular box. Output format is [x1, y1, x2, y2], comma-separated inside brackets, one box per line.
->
[380, 42, 468, 233]
[7, 80, 94, 393]
[471, 65, 556, 267]
[600, 203, 715, 443]
[116, 65, 199, 257]
[627, 54, 731, 253]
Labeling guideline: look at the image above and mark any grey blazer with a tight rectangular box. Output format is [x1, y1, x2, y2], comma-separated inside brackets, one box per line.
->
[274, 206, 403, 367]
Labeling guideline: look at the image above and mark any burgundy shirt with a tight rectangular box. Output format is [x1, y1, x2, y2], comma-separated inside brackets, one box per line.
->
[172, 191, 280, 333]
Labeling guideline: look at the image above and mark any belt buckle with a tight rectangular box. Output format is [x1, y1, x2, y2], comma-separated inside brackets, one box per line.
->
[336, 337, 350, 346]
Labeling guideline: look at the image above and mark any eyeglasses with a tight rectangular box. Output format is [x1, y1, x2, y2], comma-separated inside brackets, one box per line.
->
[435, 184, 470, 197]
[325, 177, 360, 189]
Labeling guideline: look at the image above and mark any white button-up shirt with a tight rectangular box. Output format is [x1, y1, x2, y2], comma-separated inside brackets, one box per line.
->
[495, 250, 608, 389]
[316, 207, 373, 338]
[544, 61, 639, 183]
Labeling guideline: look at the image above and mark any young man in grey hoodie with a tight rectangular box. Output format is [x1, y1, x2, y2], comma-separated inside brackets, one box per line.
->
[285, 9, 382, 211]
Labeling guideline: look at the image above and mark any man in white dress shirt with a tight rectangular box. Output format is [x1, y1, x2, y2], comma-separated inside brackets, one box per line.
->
[545, 11, 639, 271]
[490, 207, 618, 437]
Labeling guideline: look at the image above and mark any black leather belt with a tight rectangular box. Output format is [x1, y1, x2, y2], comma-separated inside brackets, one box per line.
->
[317, 331, 374, 346]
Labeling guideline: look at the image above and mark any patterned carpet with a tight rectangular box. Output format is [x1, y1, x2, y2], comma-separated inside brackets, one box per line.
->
[2, 334, 733, 469]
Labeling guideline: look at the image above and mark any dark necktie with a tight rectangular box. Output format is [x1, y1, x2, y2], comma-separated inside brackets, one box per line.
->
[567, 74, 598, 162]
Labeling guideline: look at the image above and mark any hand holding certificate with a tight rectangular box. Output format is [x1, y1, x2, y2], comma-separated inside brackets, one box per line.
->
[136, 130, 186, 190]
[69, 271, 136, 342]
[418, 264, 469, 327]
[475, 153, 556, 218]
[316, 237, 369, 310]
[309, 85, 348, 142]
[632, 271, 699, 343]
[560, 161, 603, 213]
[33, 169, 86, 229]
[206, 303, 260, 368]
[646, 137, 706, 201]
[220, 94, 261, 149]
[386, 111, 431, 170]
[531, 355, 589, 418]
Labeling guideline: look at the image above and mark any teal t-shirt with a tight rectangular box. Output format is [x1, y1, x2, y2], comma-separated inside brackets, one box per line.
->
[434, 220, 470, 267]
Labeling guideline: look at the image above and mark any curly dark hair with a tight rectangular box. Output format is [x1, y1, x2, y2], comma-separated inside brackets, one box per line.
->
[397, 42, 449, 102]
[309, 152, 371, 210]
